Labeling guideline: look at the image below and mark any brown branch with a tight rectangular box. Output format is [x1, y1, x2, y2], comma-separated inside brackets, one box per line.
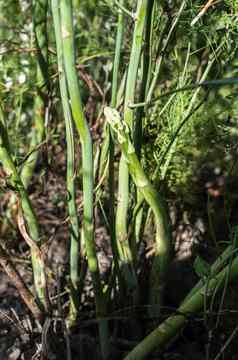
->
[0, 244, 43, 322]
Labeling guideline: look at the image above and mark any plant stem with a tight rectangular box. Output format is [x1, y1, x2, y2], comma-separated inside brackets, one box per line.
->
[131, 76, 237, 109]
[58, 0, 109, 357]
[146, 0, 187, 103]
[110, 0, 125, 264]
[121, 143, 171, 317]
[111, 3, 124, 108]
[116, 0, 149, 291]
[21, 0, 48, 188]
[51, 0, 80, 325]
[107, 0, 125, 296]
[0, 122, 49, 313]
[0, 243, 43, 322]
[105, 107, 171, 318]
[133, 0, 155, 262]
[134, 0, 154, 157]
[124, 253, 238, 360]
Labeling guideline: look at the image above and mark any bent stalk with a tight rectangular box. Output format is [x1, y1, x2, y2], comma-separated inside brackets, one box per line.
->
[0, 121, 49, 313]
[105, 107, 171, 316]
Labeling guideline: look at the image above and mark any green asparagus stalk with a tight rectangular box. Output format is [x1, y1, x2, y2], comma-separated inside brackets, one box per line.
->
[105, 107, 171, 316]
[0, 121, 49, 313]
[51, 0, 80, 324]
[59, 0, 97, 296]
[109, 0, 125, 273]
[116, 0, 149, 292]
[133, 0, 155, 261]
[98, 0, 126, 300]
[21, 0, 49, 187]
[57, 0, 109, 356]
[124, 251, 238, 360]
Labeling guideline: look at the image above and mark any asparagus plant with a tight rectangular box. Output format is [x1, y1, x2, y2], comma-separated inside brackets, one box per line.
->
[0, 116, 49, 314]
[133, 0, 155, 262]
[115, 0, 149, 293]
[109, 2, 125, 266]
[99, 0, 126, 285]
[104, 106, 171, 315]
[124, 250, 238, 360]
[51, 0, 80, 324]
[21, 0, 49, 188]
[54, 0, 109, 356]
